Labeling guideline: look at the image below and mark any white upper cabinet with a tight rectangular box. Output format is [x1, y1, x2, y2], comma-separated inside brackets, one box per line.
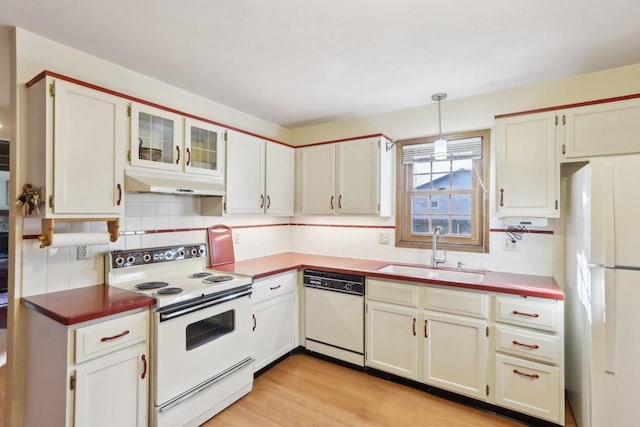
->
[495, 112, 559, 218]
[265, 142, 294, 216]
[299, 136, 392, 216]
[130, 103, 183, 172]
[562, 97, 640, 159]
[27, 76, 126, 217]
[225, 131, 293, 215]
[184, 118, 226, 179]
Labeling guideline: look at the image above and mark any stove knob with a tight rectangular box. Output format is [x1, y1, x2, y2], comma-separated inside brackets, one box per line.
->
[178, 249, 186, 258]
[198, 247, 206, 256]
[164, 250, 174, 260]
[142, 253, 152, 263]
[114, 256, 125, 266]
[126, 255, 136, 264]
[191, 247, 199, 256]
[345, 283, 353, 292]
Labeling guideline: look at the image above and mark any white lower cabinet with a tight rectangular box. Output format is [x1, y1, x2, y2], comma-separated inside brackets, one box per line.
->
[24, 309, 149, 427]
[422, 311, 487, 400]
[366, 300, 419, 380]
[251, 271, 298, 372]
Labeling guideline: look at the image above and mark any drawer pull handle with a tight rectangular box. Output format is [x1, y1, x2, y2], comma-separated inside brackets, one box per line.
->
[513, 340, 539, 349]
[100, 330, 130, 342]
[512, 310, 539, 318]
[252, 314, 257, 332]
[270, 285, 282, 291]
[141, 354, 147, 380]
[412, 318, 416, 336]
[513, 369, 539, 379]
[424, 319, 428, 338]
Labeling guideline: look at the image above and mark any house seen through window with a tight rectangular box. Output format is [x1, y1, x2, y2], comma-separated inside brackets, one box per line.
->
[396, 129, 490, 253]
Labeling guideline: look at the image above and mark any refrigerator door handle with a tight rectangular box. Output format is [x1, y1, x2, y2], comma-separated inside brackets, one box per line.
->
[604, 268, 617, 374]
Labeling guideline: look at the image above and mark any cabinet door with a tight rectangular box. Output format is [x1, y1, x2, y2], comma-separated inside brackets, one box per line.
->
[225, 132, 265, 214]
[299, 144, 336, 215]
[422, 311, 487, 400]
[265, 142, 294, 216]
[74, 343, 148, 427]
[366, 301, 419, 380]
[496, 112, 559, 217]
[252, 293, 296, 372]
[53, 80, 125, 214]
[337, 138, 380, 214]
[184, 118, 226, 180]
[564, 97, 640, 159]
[130, 103, 183, 172]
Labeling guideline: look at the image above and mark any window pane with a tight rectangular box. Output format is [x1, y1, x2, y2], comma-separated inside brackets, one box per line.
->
[432, 161, 450, 173]
[431, 195, 450, 214]
[452, 216, 472, 235]
[451, 194, 472, 214]
[413, 163, 431, 174]
[452, 171, 472, 190]
[411, 215, 429, 233]
[432, 217, 449, 233]
[452, 159, 472, 171]
[431, 173, 450, 190]
[413, 175, 431, 191]
[411, 195, 430, 214]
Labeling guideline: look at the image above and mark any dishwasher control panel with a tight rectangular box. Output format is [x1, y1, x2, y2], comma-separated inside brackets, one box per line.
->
[302, 269, 365, 295]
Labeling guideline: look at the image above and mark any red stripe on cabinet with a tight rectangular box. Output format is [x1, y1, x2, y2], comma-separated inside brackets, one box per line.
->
[495, 93, 640, 119]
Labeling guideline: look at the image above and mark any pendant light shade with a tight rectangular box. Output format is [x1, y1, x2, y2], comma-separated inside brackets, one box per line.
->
[432, 93, 447, 160]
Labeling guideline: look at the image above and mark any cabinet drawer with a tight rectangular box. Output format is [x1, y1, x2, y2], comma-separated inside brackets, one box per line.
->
[495, 295, 560, 332]
[494, 354, 561, 423]
[75, 310, 148, 363]
[252, 271, 296, 304]
[424, 287, 488, 319]
[494, 324, 560, 365]
[367, 279, 418, 307]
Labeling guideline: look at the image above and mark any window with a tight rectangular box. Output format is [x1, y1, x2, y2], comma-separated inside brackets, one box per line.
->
[396, 129, 490, 253]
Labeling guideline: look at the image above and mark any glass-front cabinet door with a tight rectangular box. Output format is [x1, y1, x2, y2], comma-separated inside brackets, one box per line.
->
[184, 118, 226, 180]
[130, 103, 183, 171]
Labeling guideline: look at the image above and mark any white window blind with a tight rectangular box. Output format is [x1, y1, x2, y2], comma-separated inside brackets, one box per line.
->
[402, 137, 483, 164]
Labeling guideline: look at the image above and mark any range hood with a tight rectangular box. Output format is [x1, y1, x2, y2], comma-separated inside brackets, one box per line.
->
[125, 170, 225, 196]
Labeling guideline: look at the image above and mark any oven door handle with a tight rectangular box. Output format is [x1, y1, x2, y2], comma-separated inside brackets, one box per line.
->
[158, 288, 252, 321]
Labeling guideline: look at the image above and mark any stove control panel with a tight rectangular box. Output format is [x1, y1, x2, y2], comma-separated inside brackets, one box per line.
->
[108, 244, 207, 269]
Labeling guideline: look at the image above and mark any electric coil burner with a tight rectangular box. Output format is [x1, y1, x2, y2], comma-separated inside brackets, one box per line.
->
[135, 281, 169, 290]
[157, 287, 183, 295]
[188, 272, 213, 278]
[203, 275, 235, 283]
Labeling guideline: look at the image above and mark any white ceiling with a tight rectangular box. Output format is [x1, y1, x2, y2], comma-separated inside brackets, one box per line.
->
[1, 0, 640, 128]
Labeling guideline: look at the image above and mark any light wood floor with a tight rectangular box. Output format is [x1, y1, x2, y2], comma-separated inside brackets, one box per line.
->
[205, 354, 577, 426]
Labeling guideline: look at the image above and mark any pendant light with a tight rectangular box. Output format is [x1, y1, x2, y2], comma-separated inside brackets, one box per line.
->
[432, 92, 447, 160]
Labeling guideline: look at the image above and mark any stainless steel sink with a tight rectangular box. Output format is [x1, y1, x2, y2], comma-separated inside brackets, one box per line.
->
[377, 264, 485, 282]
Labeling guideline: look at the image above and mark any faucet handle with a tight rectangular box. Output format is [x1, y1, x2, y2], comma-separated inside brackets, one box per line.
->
[457, 261, 464, 271]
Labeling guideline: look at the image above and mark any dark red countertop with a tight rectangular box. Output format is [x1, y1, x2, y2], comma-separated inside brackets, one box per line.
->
[210, 252, 564, 300]
[22, 285, 155, 325]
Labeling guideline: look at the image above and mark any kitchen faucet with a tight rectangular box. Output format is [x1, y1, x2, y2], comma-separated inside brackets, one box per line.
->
[432, 226, 446, 268]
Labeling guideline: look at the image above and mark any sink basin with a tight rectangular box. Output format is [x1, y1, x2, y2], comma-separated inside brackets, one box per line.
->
[377, 265, 485, 283]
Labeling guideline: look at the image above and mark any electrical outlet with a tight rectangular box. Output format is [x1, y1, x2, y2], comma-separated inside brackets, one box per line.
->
[77, 245, 89, 260]
[378, 232, 390, 245]
[503, 238, 519, 251]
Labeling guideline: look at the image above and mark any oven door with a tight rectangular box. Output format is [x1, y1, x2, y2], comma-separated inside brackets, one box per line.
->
[154, 289, 253, 406]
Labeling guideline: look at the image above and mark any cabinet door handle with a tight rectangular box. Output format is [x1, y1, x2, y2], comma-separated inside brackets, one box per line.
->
[512, 340, 539, 349]
[260, 194, 265, 208]
[412, 318, 416, 336]
[141, 354, 147, 380]
[500, 188, 504, 207]
[424, 319, 428, 338]
[270, 285, 281, 291]
[338, 195, 342, 209]
[330, 196, 334, 210]
[186, 147, 191, 166]
[513, 369, 539, 379]
[252, 314, 257, 331]
[512, 310, 539, 318]
[175, 146, 181, 164]
[116, 183, 122, 206]
[266, 195, 271, 209]
[100, 329, 130, 342]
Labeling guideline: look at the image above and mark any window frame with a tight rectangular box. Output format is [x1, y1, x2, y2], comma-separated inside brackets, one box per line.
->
[395, 129, 491, 253]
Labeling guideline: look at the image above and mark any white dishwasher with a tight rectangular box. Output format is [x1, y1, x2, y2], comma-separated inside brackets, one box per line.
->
[303, 269, 365, 366]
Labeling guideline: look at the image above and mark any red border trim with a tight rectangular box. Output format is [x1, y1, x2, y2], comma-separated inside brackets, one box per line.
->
[26, 70, 293, 147]
[490, 228, 553, 235]
[297, 133, 394, 148]
[495, 93, 640, 119]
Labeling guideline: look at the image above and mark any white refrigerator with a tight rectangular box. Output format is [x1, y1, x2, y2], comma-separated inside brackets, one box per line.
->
[566, 155, 640, 427]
